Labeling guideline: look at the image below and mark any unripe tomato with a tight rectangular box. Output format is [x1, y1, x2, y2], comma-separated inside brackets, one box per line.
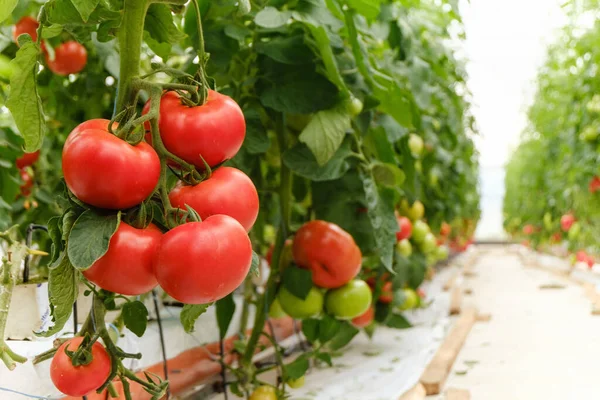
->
[50, 337, 111, 397]
[16, 151, 40, 169]
[409, 201, 425, 221]
[287, 375, 305, 389]
[396, 216, 412, 241]
[543, 212, 553, 230]
[377, 281, 393, 304]
[154, 216, 252, 304]
[351, 306, 374, 328]
[398, 288, 419, 310]
[169, 167, 259, 232]
[143, 90, 245, 169]
[278, 287, 324, 319]
[292, 220, 362, 289]
[580, 125, 599, 142]
[348, 96, 363, 116]
[560, 214, 575, 232]
[435, 245, 449, 261]
[408, 134, 424, 157]
[269, 298, 288, 319]
[397, 239, 412, 257]
[13, 16, 39, 43]
[325, 280, 372, 319]
[568, 222, 581, 240]
[420, 233, 437, 254]
[249, 386, 277, 400]
[82, 223, 162, 295]
[62, 119, 160, 209]
[46, 41, 87, 75]
[412, 220, 430, 243]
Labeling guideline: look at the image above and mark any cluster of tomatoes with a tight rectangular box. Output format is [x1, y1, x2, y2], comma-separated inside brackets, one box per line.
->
[13, 16, 87, 75]
[15, 150, 38, 200]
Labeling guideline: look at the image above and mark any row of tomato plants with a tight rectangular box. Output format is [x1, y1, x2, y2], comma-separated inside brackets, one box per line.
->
[0, 0, 479, 398]
[504, 0, 600, 266]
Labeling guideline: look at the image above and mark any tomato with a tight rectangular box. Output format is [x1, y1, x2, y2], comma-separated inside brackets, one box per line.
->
[576, 250, 588, 263]
[169, 167, 259, 232]
[20, 169, 33, 194]
[46, 41, 87, 75]
[398, 289, 419, 310]
[278, 287, 324, 319]
[325, 280, 372, 320]
[397, 239, 412, 257]
[377, 281, 393, 304]
[587, 255, 595, 269]
[292, 220, 362, 289]
[420, 233, 437, 254]
[410, 201, 425, 220]
[396, 216, 412, 241]
[351, 306, 374, 328]
[408, 134, 424, 157]
[143, 90, 245, 169]
[417, 288, 426, 299]
[590, 176, 600, 193]
[411, 220, 430, 243]
[16, 151, 40, 169]
[287, 375, 305, 389]
[155, 216, 252, 304]
[348, 96, 363, 116]
[440, 222, 451, 237]
[560, 214, 575, 232]
[249, 386, 277, 400]
[522, 224, 534, 235]
[13, 16, 39, 44]
[82, 223, 162, 295]
[62, 119, 160, 209]
[269, 298, 288, 319]
[580, 125, 598, 142]
[550, 232, 562, 243]
[50, 337, 111, 397]
[568, 222, 581, 240]
[435, 245, 449, 261]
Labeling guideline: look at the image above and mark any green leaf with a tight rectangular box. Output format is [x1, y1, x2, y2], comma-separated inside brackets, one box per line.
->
[46, 0, 120, 25]
[359, 169, 396, 271]
[244, 109, 270, 154]
[180, 304, 211, 333]
[70, 0, 99, 22]
[328, 321, 359, 350]
[346, 0, 380, 21]
[367, 126, 396, 163]
[318, 315, 341, 343]
[282, 265, 313, 300]
[144, 4, 186, 58]
[373, 83, 414, 129]
[67, 210, 121, 270]
[301, 318, 319, 343]
[299, 105, 351, 166]
[254, 7, 291, 29]
[386, 313, 412, 329]
[285, 356, 309, 380]
[372, 162, 405, 187]
[315, 352, 333, 366]
[283, 139, 352, 182]
[237, 0, 251, 15]
[36, 254, 78, 337]
[378, 114, 407, 143]
[304, 24, 349, 94]
[0, 0, 18, 23]
[6, 40, 45, 153]
[122, 300, 148, 337]
[255, 35, 313, 65]
[47, 216, 62, 264]
[249, 250, 260, 277]
[41, 24, 64, 39]
[216, 293, 236, 339]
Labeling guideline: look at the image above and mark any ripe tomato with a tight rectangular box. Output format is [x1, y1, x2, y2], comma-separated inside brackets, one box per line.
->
[292, 220, 362, 289]
[20, 169, 33, 194]
[440, 222, 451, 236]
[576, 250, 588, 263]
[351, 306, 374, 328]
[16, 151, 40, 169]
[522, 224, 535, 235]
[277, 287, 324, 319]
[13, 16, 38, 43]
[377, 281, 393, 304]
[154, 216, 252, 304]
[46, 41, 87, 75]
[560, 214, 575, 232]
[50, 337, 111, 397]
[169, 167, 259, 232]
[396, 216, 412, 241]
[590, 176, 600, 193]
[62, 119, 160, 209]
[325, 280, 372, 319]
[83, 223, 162, 295]
[249, 386, 277, 400]
[143, 90, 245, 169]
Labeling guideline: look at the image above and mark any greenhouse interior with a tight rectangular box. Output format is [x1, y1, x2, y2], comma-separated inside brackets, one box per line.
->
[0, 0, 599, 399]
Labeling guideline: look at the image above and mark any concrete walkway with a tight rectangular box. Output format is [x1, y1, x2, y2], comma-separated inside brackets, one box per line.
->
[439, 247, 600, 400]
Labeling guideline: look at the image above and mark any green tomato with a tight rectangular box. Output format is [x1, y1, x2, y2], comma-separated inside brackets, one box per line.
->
[412, 220, 430, 243]
[568, 222, 581, 240]
[420, 233, 437, 254]
[249, 386, 277, 400]
[397, 239, 412, 257]
[325, 280, 372, 320]
[278, 287, 324, 319]
[409, 201, 425, 221]
[269, 298, 288, 319]
[414, 160, 422, 173]
[428, 170, 439, 186]
[543, 212, 553, 230]
[580, 125, 599, 142]
[348, 96, 364, 116]
[287, 375, 305, 389]
[426, 253, 437, 266]
[435, 245, 449, 261]
[399, 289, 419, 310]
[408, 134, 424, 157]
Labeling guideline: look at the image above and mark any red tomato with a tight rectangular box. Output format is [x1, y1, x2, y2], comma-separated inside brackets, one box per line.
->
[83, 223, 162, 295]
[50, 337, 111, 397]
[522, 224, 535, 235]
[16, 151, 40, 169]
[440, 222, 451, 236]
[142, 90, 245, 169]
[378, 281, 393, 304]
[587, 255, 595, 269]
[560, 214, 575, 232]
[351, 307, 374, 328]
[589, 176, 600, 193]
[20, 169, 33, 190]
[13, 16, 38, 43]
[62, 119, 160, 209]
[396, 216, 412, 241]
[292, 221, 362, 289]
[417, 288, 426, 298]
[169, 167, 259, 232]
[154, 216, 252, 304]
[576, 250, 588, 263]
[46, 41, 87, 75]
[550, 232, 562, 243]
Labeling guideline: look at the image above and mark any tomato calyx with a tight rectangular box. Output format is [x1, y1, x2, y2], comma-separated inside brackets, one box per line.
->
[63, 334, 97, 367]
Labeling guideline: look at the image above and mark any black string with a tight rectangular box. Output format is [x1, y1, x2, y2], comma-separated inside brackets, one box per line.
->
[23, 224, 48, 283]
[152, 290, 170, 399]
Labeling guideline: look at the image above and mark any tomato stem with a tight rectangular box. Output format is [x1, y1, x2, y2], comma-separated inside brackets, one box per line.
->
[189, 0, 210, 105]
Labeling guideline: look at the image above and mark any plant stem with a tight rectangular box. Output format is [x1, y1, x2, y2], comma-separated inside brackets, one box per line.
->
[115, 0, 151, 114]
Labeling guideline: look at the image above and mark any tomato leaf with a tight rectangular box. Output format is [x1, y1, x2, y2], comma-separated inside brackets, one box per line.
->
[216, 293, 236, 339]
[47, 216, 63, 264]
[285, 355, 309, 380]
[237, 0, 251, 15]
[0, 0, 18, 23]
[301, 318, 319, 343]
[6, 39, 45, 153]
[46, 0, 120, 25]
[318, 315, 341, 343]
[180, 303, 211, 333]
[371, 162, 405, 187]
[254, 7, 291, 29]
[144, 4, 186, 59]
[282, 265, 313, 300]
[70, 0, 100, 22]
[36, 253, 78, 337]
[283, 139, 352, 182]
[328, 321, 359, 350]
[255, 35, 313, 65]
[249, 250, 260, 277]
[67, 210, 121, 270]
[315, 351, 333, 366]
[299, 105, 351, 166]
[41, 24, 64, 39]
[122, 301, 148, 337]
[346, 0, 380, 21]
[386, 313, 412, 329]
[303, 24, 349, 94]
[244, 109, 270, 154]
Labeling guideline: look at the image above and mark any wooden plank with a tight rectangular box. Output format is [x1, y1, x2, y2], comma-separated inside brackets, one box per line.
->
[446, 387, 471, 400]
[398, 382, 426, 400]
[443, 272, 459, 291]
[420, 308, 477, 395]
[449, 286, 462, 316]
